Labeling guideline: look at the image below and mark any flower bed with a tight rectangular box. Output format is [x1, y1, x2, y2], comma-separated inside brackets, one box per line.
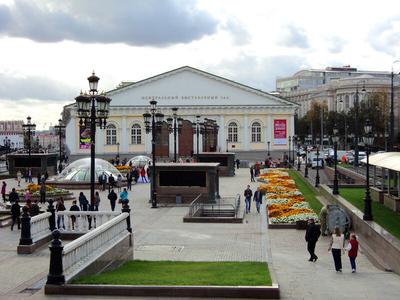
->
[260, 169, 318, 224]
[17, 185, 70, 198]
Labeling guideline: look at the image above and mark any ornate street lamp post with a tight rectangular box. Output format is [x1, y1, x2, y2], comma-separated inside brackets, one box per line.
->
[390, 60, 400, 151]
[3, 137, 10, 170]
[267, 141, 270, 156]
[226, 139, 229, 152]
[332, 124, 340, 195]
[304, 142, 309, 178]
[54, 119, 66, 173]
[315, 146, 320, 187]
[288, 136, 292, 168]
[22, 116, 36, 156]
[143, 100, 164, 208]
[363, 119, 374, 221]
[354, 82, 366, 167]
[192, 115, 204, 160]
[296, 137, 301, 171]
[167, 107, 183, 162]
[292, 135, 296, 168]
[75, 72, 111, 207]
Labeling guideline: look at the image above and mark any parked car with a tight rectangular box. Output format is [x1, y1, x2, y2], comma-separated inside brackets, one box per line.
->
[311, 157, 324, 169]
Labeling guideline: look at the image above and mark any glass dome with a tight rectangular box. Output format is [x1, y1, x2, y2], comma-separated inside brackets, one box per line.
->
[126, 155, 152, 168]
[54, 158, 123, 182]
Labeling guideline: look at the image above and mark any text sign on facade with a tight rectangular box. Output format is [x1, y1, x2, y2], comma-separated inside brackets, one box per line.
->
[79, 128, 91, 149]
[274, 119, 287, 145]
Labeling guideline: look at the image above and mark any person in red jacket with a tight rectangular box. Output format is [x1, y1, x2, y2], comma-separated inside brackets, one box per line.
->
[346, 233, 359, 273]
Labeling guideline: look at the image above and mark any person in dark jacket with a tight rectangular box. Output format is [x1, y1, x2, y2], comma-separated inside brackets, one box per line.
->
[305, 218, 321, 262]
[244, 185, 253, 213]
[69, 200, 80, 230]
[79, 192, 89, 211]
[108, 189, 118, 211]
[8, 188, 19, 203]
[250, 166, 255, 182]
[10, 200, 21, 230]
[253, 187, 263, 213]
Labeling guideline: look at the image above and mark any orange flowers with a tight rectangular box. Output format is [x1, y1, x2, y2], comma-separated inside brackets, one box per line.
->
[262, 169, 318, 223]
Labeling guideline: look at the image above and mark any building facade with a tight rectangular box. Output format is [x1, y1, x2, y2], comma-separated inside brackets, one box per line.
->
[0, 120, 24, 149]
[64, 66, 298, 158]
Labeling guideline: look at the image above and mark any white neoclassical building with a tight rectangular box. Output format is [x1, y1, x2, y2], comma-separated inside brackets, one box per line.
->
[64, 66, 298, 158]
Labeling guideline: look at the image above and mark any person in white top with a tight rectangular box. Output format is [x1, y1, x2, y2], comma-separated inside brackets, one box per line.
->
[328, 226, 344, 272]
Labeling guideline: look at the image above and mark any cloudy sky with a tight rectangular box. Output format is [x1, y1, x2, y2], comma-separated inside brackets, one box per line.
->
[0, 0, 400, 129]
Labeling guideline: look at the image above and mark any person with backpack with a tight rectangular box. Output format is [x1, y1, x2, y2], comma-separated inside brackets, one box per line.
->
[305, 218, 321, 262]
[108, 189, 118, 211]
[10, 200, 21, 230]
[244, 185, 253, 213]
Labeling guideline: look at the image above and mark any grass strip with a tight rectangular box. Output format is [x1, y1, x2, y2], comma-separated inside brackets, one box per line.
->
[73, 260, 272, 286]
[288, 170, 323, 213]
[340, 188, 400, 240]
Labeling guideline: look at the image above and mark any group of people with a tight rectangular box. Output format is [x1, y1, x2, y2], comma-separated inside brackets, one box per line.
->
[243, 185, 263, 213]
[305, 218, 359, 273]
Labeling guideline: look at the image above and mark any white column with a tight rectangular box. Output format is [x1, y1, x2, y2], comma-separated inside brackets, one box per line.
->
[243, 114, 249, 150]
[121, 117, 128, 153]
[169, 128, 174, 157]
[96, 128, 105, 154]
[218, 115, 225, 151]
[145, 132, 151, 154]
[267, 114, 273, 148]
[66, 115, 77, 155]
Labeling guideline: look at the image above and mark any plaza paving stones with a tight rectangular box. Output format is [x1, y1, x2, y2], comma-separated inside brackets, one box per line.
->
[0, 168, 399, 299]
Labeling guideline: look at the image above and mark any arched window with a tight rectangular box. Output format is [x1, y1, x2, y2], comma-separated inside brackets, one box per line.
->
[228, 122, 238, 142]
[106, 124, 117, 145]
[345, 95, 350, 110]
[131, 124, 142, 144]
[251, 122, 261, 142]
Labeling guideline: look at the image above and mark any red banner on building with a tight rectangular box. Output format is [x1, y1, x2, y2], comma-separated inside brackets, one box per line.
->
[274, 119, 287, 145]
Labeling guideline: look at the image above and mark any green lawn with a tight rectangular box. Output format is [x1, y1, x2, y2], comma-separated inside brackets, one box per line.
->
[288, 170, 323, 213]
[340, 188, 400, 240]
[73, 260, 272, 286]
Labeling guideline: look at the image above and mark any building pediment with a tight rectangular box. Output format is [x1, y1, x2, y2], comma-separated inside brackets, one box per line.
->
[108, 66, 297, 108]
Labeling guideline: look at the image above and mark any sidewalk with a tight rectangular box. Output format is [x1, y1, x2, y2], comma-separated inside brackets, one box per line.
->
[0, 168, 398, 300]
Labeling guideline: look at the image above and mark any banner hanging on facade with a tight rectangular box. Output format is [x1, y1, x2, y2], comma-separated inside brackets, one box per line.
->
[79, 128, 91, 149]
[274, 119, 287, 145]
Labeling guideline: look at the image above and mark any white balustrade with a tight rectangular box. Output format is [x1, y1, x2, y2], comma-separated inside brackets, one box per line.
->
[31, 212, 52, 243]
[62, 212, 130, 281]
[55, 211, 120, 233]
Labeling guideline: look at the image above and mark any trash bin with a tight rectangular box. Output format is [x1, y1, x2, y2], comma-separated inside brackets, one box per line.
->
[176, 194, 182, 204]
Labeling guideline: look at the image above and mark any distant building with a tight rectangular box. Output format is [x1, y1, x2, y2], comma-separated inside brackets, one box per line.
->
[276, 66, 390, 93]
[276, 67, 400, 141]
[0, 120, 24, 149]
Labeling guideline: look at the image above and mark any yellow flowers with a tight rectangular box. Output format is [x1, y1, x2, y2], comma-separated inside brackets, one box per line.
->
[27, 183, 53, 193]
[262, 169, 318, 223]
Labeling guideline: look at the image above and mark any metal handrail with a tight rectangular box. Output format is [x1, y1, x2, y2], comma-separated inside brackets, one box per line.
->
[188, 194, 202, 217]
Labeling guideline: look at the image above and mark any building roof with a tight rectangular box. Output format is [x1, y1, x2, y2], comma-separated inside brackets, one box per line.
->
[360, 152, 400, 172]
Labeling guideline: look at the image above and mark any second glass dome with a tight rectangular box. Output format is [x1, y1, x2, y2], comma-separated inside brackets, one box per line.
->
[55, 158, 123, 182]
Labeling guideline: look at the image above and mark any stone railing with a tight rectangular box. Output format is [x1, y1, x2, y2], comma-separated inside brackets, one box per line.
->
[31, 212, 52, 243]
[61, 212, 130, 282]
[55, 211, 120, 233]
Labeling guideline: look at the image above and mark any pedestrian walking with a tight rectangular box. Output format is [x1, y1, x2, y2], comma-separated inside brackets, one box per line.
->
[24, 190, 31, 202]
[253, 187, 263, 213]
[244, 185, 253, 213]
[69, 200, 80, 230]
[108, 174, 115, 192]
[8, 188, 19, 203]
[119, 188, 129, 206]
[346, 233, 359, 273]
[94, 191, 101, 211]
[250, 166, 255, 182]
[305, 218, 321, 262]
[27, 168, 32, 183]
[40, 181, 46, 204]
[235, 158, 240, 169]
[10, 200, 21, 230]
[79, 192, 89, 211]
[56, 197, 66, 229]
[108, 189, 118, 211]
[117, 174, 123, 192]
[328, 226, 345, 272]
[16, 170, 22, 187]
[98, 172, 107, 191]
[1, 181, 6, 202]
[140, 167, 148, 183]
[126, 171, 133, 191]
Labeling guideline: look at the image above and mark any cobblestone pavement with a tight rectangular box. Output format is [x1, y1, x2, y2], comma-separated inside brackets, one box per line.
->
[0, 167, 399, 300]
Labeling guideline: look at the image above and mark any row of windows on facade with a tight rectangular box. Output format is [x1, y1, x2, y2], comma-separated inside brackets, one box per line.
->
[104, 122, 264, 145]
